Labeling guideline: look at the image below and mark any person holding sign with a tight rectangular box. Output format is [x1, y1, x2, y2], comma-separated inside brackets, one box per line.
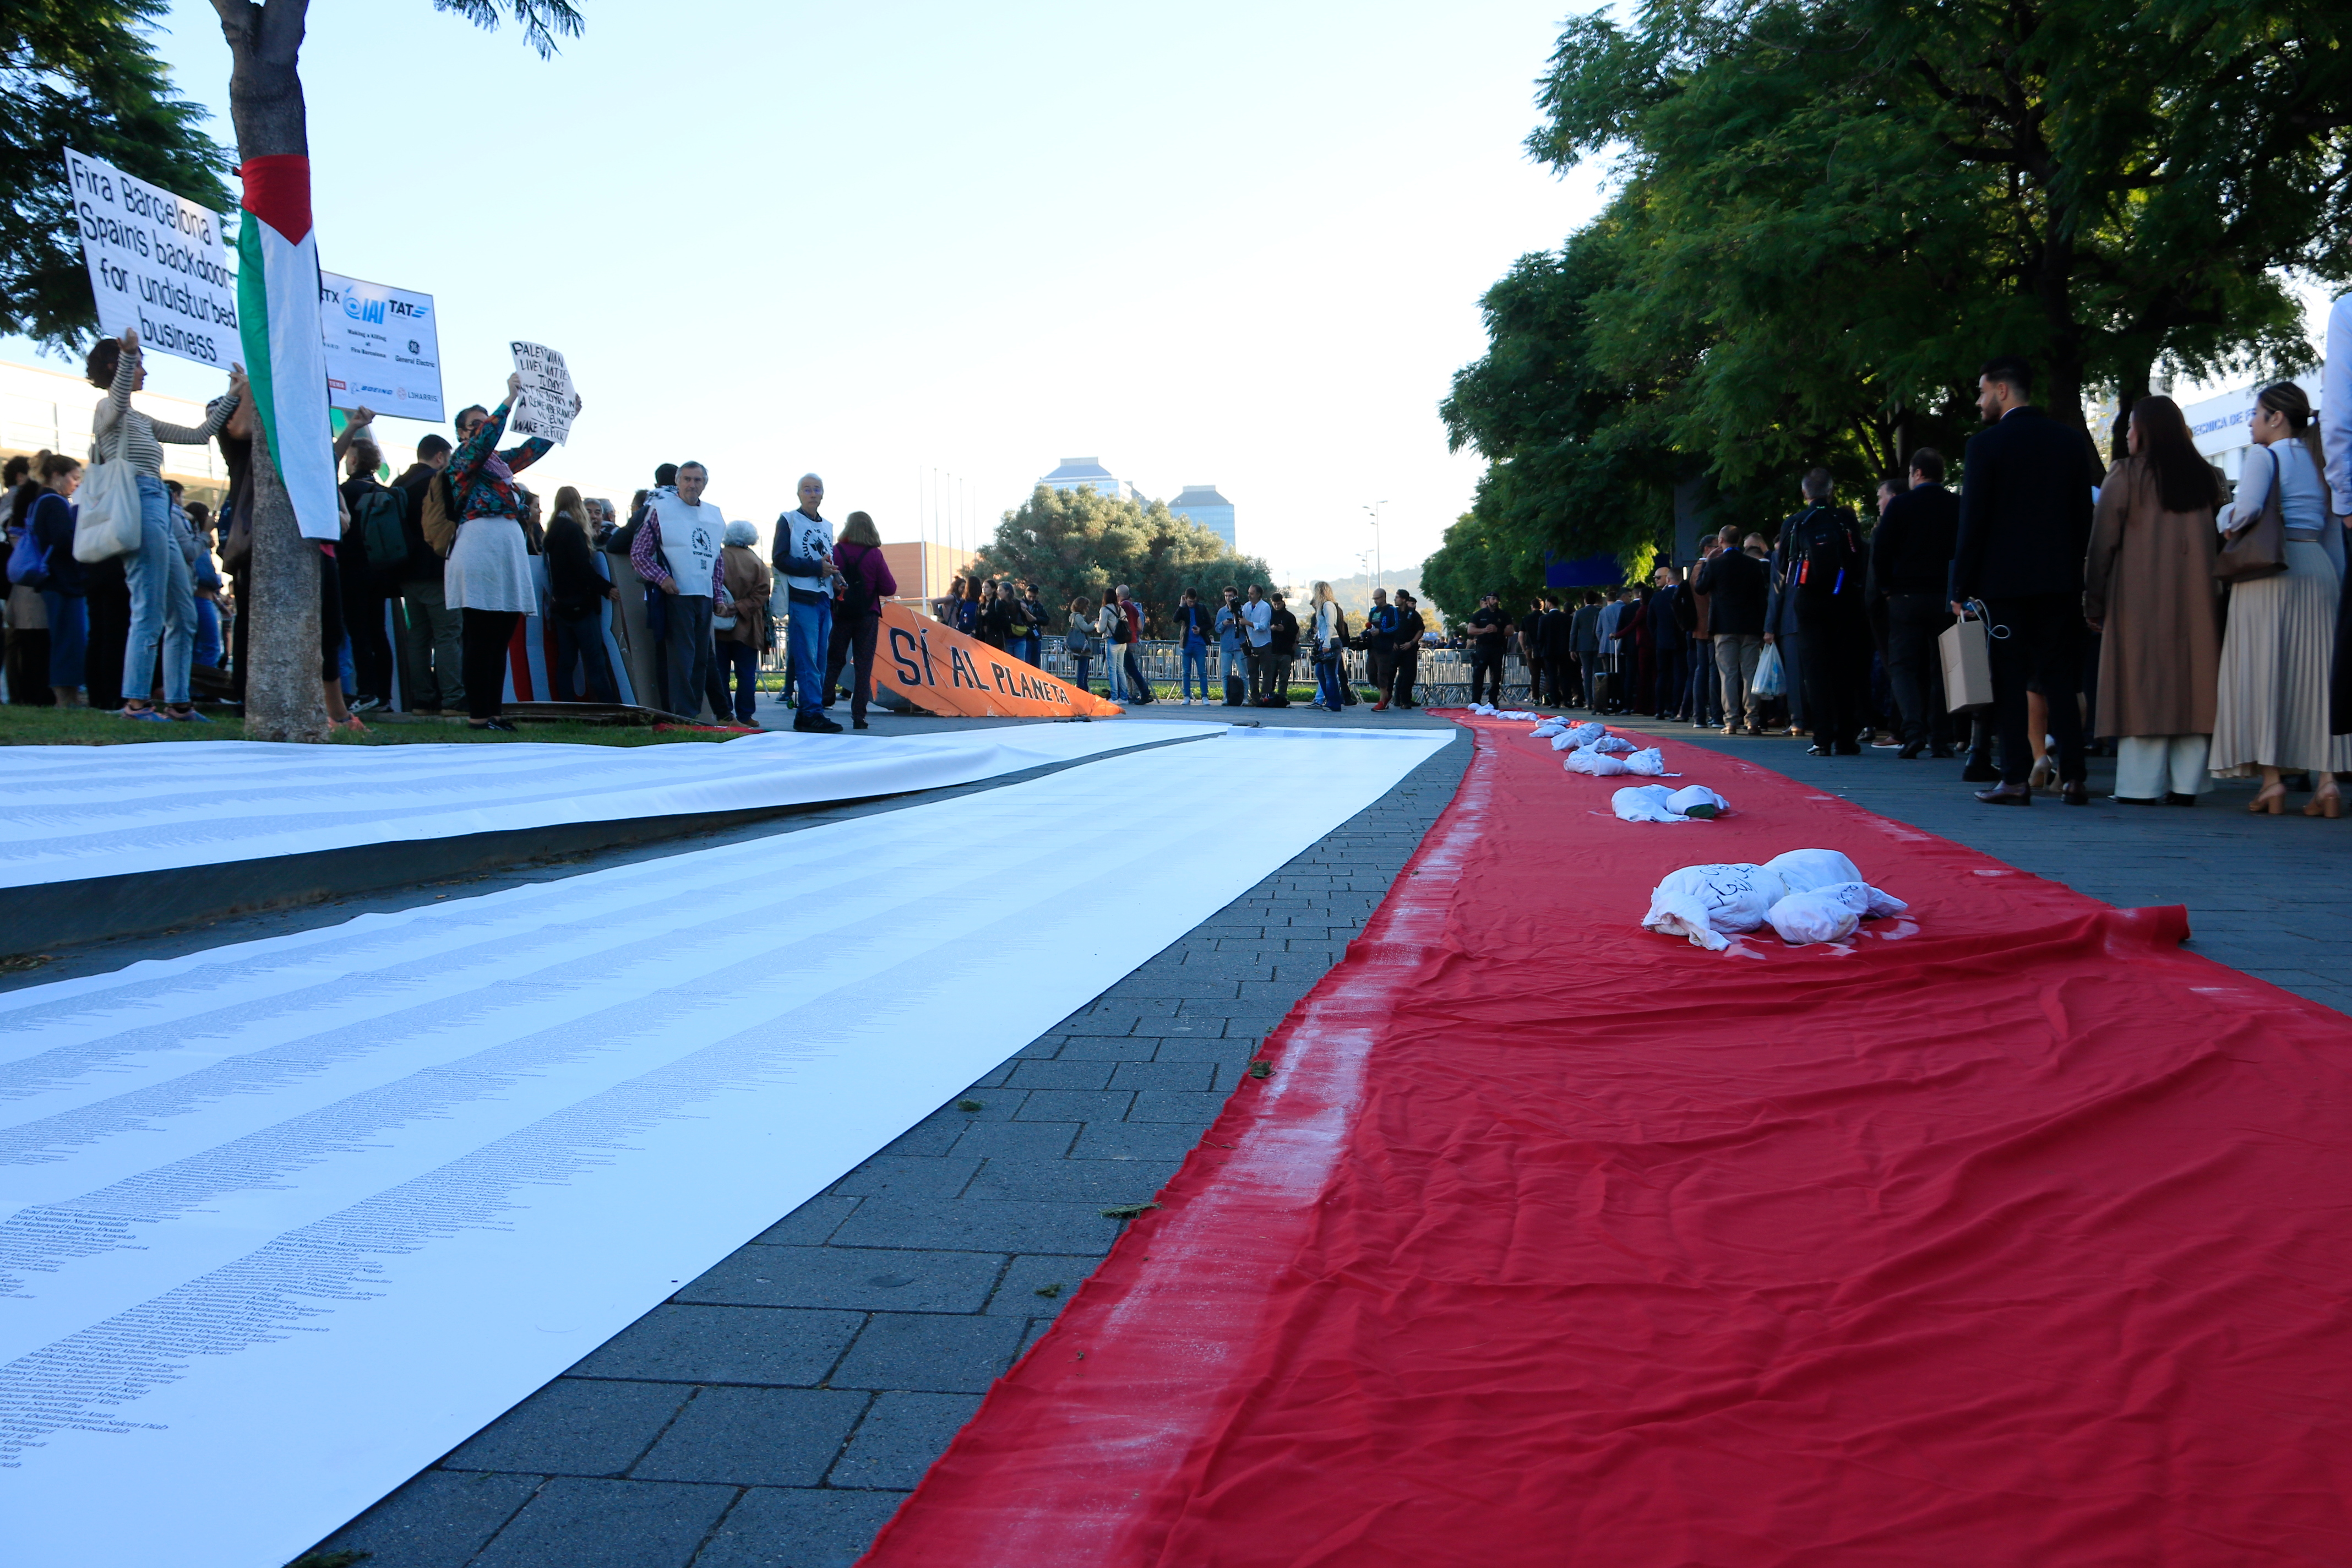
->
[88, 330, 244, 721]
[628, 460, 728, 718]
[445, 372, 571, 731]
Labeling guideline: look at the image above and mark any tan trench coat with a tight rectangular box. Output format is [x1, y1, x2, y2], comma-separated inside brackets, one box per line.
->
[2082, 456, 2220, 737]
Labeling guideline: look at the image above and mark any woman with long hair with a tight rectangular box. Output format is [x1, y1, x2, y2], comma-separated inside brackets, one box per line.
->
[1066, 595, 1096, 694]
[2211, 380, 2351, 814]
[543, 484, 622, 703]
[977, 576, 1010, 649]
[1096, 590, 1129, 701]
[24, 453, 87, 706]
[958, 573, 981, 635]
[1310, 580, 1347, 712]
[2082, 395, 2223, 804]
[823, 510, 896, 729]
[935, 574, 965, 625]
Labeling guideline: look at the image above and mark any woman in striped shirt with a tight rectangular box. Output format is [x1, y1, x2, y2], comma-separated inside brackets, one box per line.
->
[88, 329, 244, 721]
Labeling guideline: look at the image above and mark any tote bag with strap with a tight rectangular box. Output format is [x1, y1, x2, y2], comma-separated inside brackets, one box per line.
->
[72, 419, 143, 563]
[2214, 446, 2290, 584]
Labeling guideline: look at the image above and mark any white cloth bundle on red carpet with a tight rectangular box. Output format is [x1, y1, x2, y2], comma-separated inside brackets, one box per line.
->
[1766, 881, 1909, 944]
[1644, 848, 1897, 950]
[1612, 785, 1729, 823]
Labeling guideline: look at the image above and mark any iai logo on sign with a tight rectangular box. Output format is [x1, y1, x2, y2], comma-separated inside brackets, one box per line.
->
[320, 269, 444, 422]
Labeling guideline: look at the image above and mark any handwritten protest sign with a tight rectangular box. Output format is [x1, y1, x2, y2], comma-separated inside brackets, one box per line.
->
[65, 148, 239, 368]
[507, 341, 577, 443]
[875, 602, 1125, 718]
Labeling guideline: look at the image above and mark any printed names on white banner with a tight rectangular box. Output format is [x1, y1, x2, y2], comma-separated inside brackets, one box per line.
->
[319, 273, 444, 422]
[507, 341, 577, 444]
[64, 148, 238, 368]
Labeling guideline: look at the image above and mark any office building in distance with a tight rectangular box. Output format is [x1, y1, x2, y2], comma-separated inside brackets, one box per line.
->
[1038, 456, 1135, 503]
[1169, 484, 1236, 549]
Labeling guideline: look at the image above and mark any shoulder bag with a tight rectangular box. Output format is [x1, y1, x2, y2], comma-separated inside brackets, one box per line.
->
[72, 417, 143, 563]
[2214, 447, 2289, 584]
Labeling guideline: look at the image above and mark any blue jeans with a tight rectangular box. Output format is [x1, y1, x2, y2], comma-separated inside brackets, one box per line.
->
[1181, 640, 1209, 700]
[662, 594, 714, 716]
[1315, 654, 1346, 711]
[40, 591, 86, 688]
[788, 594, 832, 716]
[1012, 631, 1041, 667]
[123, 475, 194, 704]
[194, 596, 221, 668]
[1102, 640, 1128, 700]
[1072, 653, 1091, 693]
[555, 607, 620, 703]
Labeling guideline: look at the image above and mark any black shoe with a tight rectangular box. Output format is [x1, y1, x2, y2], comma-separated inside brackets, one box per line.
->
[468, 716, 518, 733]
[1897, 741, 1924, 759]
[1961, 761, 2001, 782]
[1930, 745, 1955, 759]
[1806, 744, 1833, 756]
[2060, 781, 2091, 806]
[1975, 782, 2032, 805]
[1834, 742, 1862, 756]
[793, 712, 843, 733]
[853, 718, 869, 730]
[2163, 791, 2198, 807]
[2109, 794, 2160, 806]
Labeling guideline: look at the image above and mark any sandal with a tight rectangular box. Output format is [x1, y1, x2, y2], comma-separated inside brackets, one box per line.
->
[2306, 787, 2343, 820]
[2249, 784, 2289, 815]
[164, 704, 210, 723]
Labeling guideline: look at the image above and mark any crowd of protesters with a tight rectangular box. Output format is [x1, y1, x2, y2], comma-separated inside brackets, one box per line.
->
[1483, 337, 2352, 810]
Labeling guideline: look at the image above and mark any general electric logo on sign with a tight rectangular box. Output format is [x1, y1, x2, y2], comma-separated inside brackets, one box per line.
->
[319, 270, 444, 422]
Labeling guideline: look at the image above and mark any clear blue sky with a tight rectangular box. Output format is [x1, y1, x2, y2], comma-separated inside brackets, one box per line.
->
[62, 1, 1610, 584]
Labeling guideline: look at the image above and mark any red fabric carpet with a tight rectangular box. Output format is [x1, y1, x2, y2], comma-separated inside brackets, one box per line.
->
[862, 716, 2352, 1567]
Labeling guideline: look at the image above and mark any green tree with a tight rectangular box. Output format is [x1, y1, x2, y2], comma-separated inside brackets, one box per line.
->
[1418, 511, 1548, 628]
[2, 1, 232, 346]
[204, 0, 584, 741]
[972, 486, 1272, 634]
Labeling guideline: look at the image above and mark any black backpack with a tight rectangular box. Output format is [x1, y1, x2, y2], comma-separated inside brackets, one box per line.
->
[1793, 507, 1861, 596]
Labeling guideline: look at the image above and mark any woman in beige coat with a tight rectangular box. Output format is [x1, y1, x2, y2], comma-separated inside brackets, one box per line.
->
[2083, 395, 2223, 805]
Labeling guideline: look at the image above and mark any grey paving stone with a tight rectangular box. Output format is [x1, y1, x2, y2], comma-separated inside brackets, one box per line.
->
[873, 1118, 963, 1158]
[1018, 1317, 1059, 1358]
[1005, 1058, 1117, 1090]
[565, 1305, 863, 1387]
[1128, 1089, 1228, 1124]
[631, 1386, 869, 1487]
[1108, 1059, 1216, 1091]
[826, 1155, 979, 1201]
[916, 1092, 1023, 1122]
[468, 1477, 736, 1568]
[946, 1119, 1081, 1159]
[1012, 1088, 1136, 1123]
[1150, 1035, 1260, 1062]
[303, 1468, 541, 1568]
[1071, 1121, 1218, 1161]
[1104, 973, 1244, 999]
[830, 1197, 1123, 1255]
[755, 1195, 861, 1246]
[829, 1313, 1030, 1392]
[986, 1254, 1100, 1317]
[963, 1157, 1183, 1204]
[827, 1392, 987, 1489]
[1050, 1034, 1163, 1060]
[439, 1377, 689, 1477]
[691, 1486, 909, 1568]
[679, 1246, 1001, 1312]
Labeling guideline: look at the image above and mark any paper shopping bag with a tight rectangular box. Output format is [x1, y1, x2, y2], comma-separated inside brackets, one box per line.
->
[1938, 612, 1994, 712]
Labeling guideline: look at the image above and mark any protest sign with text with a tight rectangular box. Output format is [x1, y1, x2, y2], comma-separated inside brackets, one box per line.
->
[320, 272, 444, 421]
[508, 341, 577, 443]
[65, 148, 238, 368]
[875, 601, 1126, 718]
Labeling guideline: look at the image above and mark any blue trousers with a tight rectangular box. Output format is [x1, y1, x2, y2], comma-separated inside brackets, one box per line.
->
[123, 475, 194, 705]
[40, 591, 86, 688]
[1315, 654, 1346, 711]
[1181, 640, 1209, 700]
[788, 594, 832, 716]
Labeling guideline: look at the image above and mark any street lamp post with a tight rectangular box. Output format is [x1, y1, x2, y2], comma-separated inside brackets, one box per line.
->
[1364, 500, 1387, 592]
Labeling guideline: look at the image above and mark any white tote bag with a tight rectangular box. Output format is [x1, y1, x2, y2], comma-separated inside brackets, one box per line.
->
[71, 421, 143, 563]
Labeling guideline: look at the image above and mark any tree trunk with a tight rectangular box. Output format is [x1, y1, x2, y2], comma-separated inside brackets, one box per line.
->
[213, 0, 328, 743]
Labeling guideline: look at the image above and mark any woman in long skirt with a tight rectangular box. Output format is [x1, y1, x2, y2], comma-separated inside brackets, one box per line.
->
[2210, 380, 2351, 815]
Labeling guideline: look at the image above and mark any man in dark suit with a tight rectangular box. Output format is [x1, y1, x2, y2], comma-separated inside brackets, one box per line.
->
[1697, 523, 1769, 733]
[1781, 468, 1874, 754]
[1952, 356, 2097, 804]
[1868, 447, 1962, 758]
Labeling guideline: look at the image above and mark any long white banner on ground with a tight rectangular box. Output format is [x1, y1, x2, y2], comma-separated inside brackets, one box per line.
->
[0, 722, 1216, 890]
[0, 727, 1452, 1568]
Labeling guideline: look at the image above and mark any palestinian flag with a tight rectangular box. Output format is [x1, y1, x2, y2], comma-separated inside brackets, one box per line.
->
[235, 155, 339, 541]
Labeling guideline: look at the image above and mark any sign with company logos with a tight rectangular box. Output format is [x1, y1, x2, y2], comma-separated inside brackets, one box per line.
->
[319, 270, 444, 422]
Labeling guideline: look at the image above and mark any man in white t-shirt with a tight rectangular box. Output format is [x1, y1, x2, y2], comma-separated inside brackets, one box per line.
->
[772, 472, 842, 734]
[628, 460, 727, 717]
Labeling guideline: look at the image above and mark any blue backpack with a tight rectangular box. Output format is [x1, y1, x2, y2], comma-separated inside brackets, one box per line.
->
[7, 497, 55, 589]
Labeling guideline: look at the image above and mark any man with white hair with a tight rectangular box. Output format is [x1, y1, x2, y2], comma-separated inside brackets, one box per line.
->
[628, 459, 727, 717]
[774, 472, 842, 734]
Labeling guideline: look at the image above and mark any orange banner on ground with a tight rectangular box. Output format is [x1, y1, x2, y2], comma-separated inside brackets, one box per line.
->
[875, 602, 1126, 718]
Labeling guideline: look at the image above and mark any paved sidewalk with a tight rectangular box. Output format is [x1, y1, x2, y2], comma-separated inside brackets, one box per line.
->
[1608, 715, 2352, 1018]
[301, 733, 1472, 1568]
